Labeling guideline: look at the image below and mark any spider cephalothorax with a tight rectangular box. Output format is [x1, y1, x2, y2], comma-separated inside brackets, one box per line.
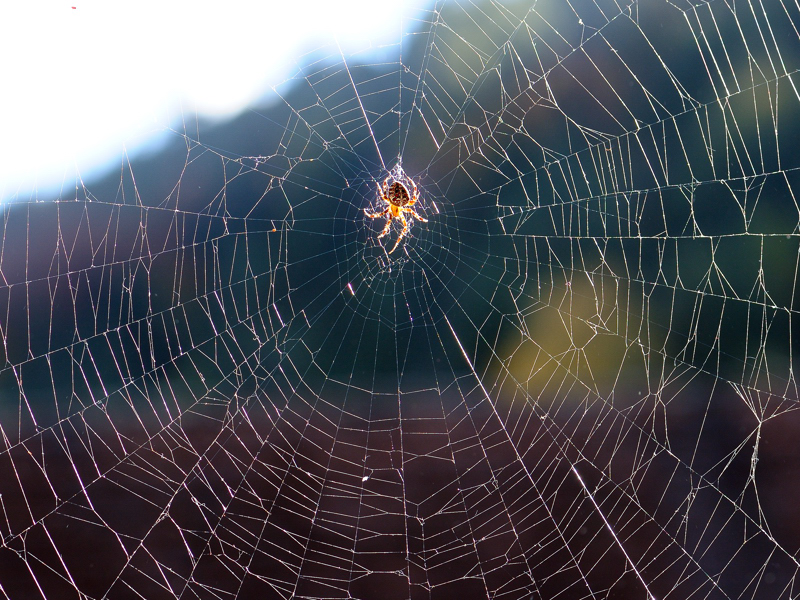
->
[365, 176, 428, 253]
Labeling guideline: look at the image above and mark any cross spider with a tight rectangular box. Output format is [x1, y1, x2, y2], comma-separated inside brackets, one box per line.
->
[365, 176, 428, 253]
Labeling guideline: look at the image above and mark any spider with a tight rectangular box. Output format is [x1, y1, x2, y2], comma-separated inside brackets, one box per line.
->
[365, 176, 428, 253]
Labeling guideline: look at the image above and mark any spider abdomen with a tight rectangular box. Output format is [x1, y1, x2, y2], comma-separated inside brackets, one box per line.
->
[387, 182, 411, 207]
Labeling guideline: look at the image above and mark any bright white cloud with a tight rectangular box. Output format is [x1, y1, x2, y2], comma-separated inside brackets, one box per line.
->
[0, 0, 420, 199]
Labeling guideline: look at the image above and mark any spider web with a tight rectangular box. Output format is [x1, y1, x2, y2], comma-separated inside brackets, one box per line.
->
[1, 0, 800, 598]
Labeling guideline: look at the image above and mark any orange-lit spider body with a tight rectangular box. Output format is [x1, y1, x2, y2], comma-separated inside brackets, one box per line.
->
[365, 176, 428, 253]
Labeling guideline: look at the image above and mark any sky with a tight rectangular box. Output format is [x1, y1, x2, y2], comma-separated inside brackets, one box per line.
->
[0, 0, 422, 200]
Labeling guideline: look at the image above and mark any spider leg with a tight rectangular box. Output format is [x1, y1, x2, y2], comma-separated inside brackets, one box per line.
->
[375, 182, 393, 206]
[377, 217, 393, 239]
[403, 207, 428, 223]
[365, 206, 390, 219]
[389, 213, 409, 253]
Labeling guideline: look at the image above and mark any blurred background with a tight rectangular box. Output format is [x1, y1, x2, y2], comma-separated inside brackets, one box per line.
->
[0, 0, 799, 599]
[0, 0, 415, 199]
